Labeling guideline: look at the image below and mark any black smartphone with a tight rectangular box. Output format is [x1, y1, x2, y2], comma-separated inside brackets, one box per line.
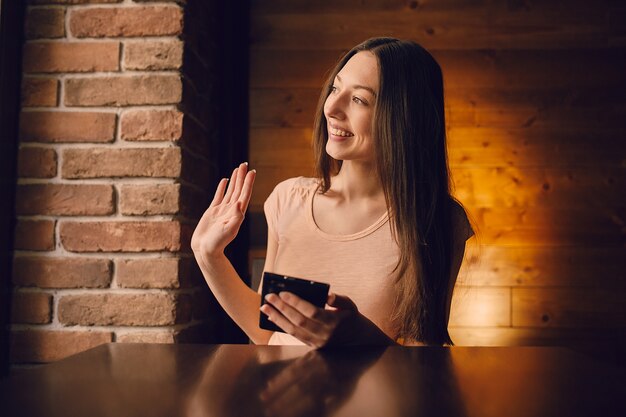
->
[259, 272, 330, 333]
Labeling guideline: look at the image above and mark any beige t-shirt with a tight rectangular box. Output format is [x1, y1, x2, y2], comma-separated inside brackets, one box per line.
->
[262, 177, 473, 345]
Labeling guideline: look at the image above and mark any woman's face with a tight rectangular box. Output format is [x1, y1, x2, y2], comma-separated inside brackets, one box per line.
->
[324, 51, 379, 164]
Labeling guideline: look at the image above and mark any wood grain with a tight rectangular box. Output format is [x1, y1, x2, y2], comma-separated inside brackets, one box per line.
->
[458, 246, 626, 288]
[250, 49, 626, 88]
[512, 287, 626, 327]
[251, 7, 610, 50]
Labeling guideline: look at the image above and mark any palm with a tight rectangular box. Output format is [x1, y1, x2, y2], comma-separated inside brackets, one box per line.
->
[191, 163, 256, 258]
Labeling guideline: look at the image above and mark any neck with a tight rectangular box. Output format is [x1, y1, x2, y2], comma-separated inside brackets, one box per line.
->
[331, 160, 384, 202]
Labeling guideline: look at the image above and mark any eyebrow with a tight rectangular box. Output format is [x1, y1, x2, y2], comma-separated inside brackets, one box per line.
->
[335, 74, 377, 98]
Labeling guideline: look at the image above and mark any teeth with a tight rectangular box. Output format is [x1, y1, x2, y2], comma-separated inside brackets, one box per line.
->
[330, 127, 354, 137]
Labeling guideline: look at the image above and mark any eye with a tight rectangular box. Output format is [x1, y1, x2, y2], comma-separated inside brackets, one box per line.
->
[329, 85, 338, 94]
[352, 96, 368, 105]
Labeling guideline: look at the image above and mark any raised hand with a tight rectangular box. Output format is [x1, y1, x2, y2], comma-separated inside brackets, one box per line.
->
[191, 162, 256, 260]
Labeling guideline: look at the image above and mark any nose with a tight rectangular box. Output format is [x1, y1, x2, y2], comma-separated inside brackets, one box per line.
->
[324, 89, 348, 120]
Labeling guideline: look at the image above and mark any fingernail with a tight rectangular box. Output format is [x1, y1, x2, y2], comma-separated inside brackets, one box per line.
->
[251, 169, 257, 173]
[243, 162, 249, 166]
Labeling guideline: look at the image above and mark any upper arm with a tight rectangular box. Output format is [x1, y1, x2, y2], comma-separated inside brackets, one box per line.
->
[252, 214, 280, 345]
[444, 227, 471, 326]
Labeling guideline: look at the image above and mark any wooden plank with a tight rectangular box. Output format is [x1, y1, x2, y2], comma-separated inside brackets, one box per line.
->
[249, 127, 314, 168]
[467, 206, 626, 246]
[451, 167, 626, 208]
[249, 127, 626, 168]
[449, 286, 511, 327]
[512, 288, 626, 327]
[253, 0, 611, 15]
[447, 127, 626, 168]
[251, 9, 608, 50]
[248, 244, 626, 289]
[248, 130, 626, 208]
[250, 49, 626, 89]
[250, 88, 320, 127]
[249, 166, 315, 211]
[250, 170, 626, 246]
[250, 87, 626, 129]
[449, 327, 622, 366]
[447, 105, 626, 129]
[449, 326, 620, 346]
[457, 246, 626, 288]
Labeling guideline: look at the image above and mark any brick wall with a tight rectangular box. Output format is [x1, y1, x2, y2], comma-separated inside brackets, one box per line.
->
[10, 0, 232, 364]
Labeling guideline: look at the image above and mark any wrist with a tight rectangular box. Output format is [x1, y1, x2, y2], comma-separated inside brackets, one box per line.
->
[194, 249, 227, 267]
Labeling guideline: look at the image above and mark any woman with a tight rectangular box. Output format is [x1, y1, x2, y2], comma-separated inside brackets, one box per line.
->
[191, 37, 474, 347]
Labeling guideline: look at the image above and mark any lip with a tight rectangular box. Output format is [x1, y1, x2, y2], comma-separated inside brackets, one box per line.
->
[328, 131, 350, 142]
[327, 123, 354, 141]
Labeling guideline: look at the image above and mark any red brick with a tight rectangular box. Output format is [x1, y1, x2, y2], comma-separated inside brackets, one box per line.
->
[120, 109, 183, 141]
[23, 42, 119, 73]
[62, 147, 181, 179]
[20, 111, 116, 143]
[17, 147, 57, 178]
[12, 257, 112, 288]
[10, 330, 112, 363]
[119, 183, 180, 215]
[58, 293, 192, 326]
[116, 257, 182, 289]
[64, 75, 181, 106]
[14, 220, 55, 251]
[11, 291, 52, 324]
[60, 221, 182, 252]
[116, 331, 175, 344]
[124, 40, 183, 70]
[15, 184, 114, 215]
[25, 8, 65, 39]
[70, 6, 183, 38]
[21, 77, 58, 107]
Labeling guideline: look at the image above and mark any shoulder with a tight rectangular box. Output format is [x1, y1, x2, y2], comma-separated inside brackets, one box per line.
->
[449, 198, 474, 242]
[270, 176, 318, 199]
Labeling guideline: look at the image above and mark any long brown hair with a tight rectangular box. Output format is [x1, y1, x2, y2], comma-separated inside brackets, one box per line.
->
[313, 38, 458, 345]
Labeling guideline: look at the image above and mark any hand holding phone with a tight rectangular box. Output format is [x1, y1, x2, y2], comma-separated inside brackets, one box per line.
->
[259, 272, 330, 332]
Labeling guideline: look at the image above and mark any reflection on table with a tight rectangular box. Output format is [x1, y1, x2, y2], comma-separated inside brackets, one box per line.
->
[1, 343, 624, 417]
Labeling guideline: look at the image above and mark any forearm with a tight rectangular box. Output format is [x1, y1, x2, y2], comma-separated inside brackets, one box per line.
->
[196, 252, 273, 345]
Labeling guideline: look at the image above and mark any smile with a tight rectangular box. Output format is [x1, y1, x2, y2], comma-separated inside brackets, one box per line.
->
[329, 127, 354, 137]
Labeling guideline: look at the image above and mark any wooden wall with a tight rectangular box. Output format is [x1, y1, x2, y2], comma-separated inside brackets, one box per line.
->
[247, 0, 626, 364]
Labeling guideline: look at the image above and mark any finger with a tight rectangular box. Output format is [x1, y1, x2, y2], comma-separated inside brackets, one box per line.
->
[229, 162, 248, 203]
[260, 303, 317, 345]
[279, 292, 321, 319]
[266, 293, 325, 336]
[326, 292, 359, 311]
[238, 169, 256, 214]
[222, 167, 239, 204]
[209, 178, 229, 207]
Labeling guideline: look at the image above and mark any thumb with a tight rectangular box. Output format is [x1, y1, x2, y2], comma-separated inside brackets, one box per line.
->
[327, 292, 358, 311]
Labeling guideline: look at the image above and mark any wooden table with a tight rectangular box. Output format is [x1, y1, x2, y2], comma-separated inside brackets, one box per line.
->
[1, 343, 624, 417]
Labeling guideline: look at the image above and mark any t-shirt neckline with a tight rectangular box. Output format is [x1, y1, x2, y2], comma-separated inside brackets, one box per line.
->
[307, 181, 390, 241]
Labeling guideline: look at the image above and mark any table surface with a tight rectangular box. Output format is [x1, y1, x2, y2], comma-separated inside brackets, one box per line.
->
[1, 343, 624, 417]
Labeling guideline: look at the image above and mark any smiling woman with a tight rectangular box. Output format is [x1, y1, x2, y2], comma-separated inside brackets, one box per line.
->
[192, 37, 474, 348]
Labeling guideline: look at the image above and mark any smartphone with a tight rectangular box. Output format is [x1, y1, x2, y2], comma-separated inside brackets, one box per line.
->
[259, 272, 330, 333]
